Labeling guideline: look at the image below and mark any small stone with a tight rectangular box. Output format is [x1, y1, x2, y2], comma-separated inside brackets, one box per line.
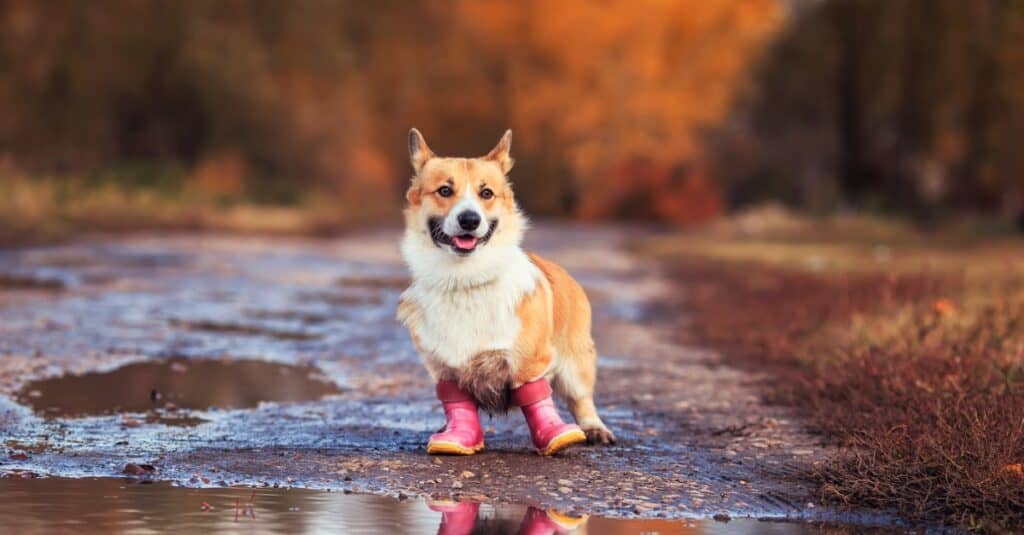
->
[123, 463, 156, 475]
[557, 479, 572, 487]
[459, 470, 475, 479]
[451, 481, 463, 489]
[558, 486, 572, 494]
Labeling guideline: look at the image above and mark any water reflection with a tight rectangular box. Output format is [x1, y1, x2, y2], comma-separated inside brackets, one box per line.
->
[429, 501, 585, 534]
[0, 477, 836, 534]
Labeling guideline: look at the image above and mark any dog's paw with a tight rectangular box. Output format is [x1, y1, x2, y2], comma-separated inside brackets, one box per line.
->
[583, 425, 616, 445]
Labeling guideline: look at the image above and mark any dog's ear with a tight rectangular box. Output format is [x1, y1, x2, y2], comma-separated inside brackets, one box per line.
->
[408, 128, 435, 174]
[485, 129, 514, 174]
[405, 184, 422, 206]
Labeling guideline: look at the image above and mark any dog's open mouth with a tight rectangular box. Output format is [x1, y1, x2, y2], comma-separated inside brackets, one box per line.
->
[428, 218, 498, 255]
[452, 234, 478, 251]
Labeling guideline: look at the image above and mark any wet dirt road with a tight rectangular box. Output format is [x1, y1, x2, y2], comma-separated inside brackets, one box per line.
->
[0, 226, 891, 528]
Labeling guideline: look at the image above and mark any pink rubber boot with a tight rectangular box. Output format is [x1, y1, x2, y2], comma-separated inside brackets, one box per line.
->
[427, 381, 485, 455]
[512, 378, 586, 456]
[429, 501, 480, 535]
[517, 507, 587, 535]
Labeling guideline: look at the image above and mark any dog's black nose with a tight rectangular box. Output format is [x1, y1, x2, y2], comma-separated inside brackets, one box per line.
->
[457, 211, 481, 231]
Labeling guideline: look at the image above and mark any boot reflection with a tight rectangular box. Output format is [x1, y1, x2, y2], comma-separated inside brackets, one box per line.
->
[429, 501, 481, 535]
[428, 501, 587, 535]
[518, 507, 588, 535]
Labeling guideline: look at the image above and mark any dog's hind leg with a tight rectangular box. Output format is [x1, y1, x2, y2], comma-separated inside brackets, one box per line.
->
[552, 345, 616, 445]
[528, 252, 615, 445]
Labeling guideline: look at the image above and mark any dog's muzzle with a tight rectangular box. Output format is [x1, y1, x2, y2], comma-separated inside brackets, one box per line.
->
[428, 217, 498, 255]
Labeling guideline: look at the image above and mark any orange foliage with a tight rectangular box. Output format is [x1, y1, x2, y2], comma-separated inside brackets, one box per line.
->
[578, 158, 723, 224]
[191, 150, 246, 198]
[456, 0, 782, 219]
[1005, 464, 1024, 478]
[0, 0, 784, 222]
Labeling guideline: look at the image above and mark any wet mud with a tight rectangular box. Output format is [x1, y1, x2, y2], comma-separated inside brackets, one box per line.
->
[0, 228, 906, 530]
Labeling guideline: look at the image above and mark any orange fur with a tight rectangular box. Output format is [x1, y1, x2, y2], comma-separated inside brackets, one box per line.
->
[512, 278, 554, 385]
[527, 253, 595, 366]
[406, 159, 513, 209]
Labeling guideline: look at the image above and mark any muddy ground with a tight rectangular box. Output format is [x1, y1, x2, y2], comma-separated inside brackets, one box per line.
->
[0, 226, 892, 526]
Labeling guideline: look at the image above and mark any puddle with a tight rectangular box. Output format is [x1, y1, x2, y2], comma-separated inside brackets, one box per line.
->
[169, 319, 322, 341]
[243, 309, 336, 325]
[335, 275, 410, 290]
[0, 477, 848, 534]
[0, 272, 66, 290]
[296, 289, 384, 307]
[15, 358, 342, 419]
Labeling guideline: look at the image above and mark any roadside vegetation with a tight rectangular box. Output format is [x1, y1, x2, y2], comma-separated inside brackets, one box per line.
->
[643, 206, 1024, 531]
[0, 170, 359, 246]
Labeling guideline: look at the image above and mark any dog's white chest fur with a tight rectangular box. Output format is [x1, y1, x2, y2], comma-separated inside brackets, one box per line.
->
[399, 245, 540, 369]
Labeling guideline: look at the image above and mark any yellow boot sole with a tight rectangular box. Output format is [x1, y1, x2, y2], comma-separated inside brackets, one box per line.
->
[540, 429, 587, 456]
[427, 440, 485, 455]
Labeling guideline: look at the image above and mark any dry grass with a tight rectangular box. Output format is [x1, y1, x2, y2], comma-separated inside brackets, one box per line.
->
[644, 204, 1024, 277]
[645, 210, 1024, 531]
[0, 177, 366, 246]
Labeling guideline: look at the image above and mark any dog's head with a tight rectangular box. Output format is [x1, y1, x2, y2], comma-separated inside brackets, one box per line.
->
[402, 128, 525, 264]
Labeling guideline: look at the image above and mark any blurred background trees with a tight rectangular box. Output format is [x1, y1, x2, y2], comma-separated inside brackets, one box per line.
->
[716, 0, 1024, 224]
[0, 0, 1021, 226]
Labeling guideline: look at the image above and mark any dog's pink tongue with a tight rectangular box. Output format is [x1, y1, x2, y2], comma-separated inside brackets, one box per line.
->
[453, 235, 478, 249]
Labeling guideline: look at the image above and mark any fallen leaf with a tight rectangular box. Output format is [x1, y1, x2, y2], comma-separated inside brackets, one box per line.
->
[932, 298, 955, 316]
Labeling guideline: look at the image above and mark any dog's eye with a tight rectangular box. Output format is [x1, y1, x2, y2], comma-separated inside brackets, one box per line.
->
[437, 186, 453, 197]
[479, 188, 494, 200]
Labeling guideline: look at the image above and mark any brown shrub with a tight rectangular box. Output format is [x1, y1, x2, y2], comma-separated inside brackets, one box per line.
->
[671, 258, 1024, 531]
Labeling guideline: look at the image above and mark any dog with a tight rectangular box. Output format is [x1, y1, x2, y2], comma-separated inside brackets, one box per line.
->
[397, 128, 615, 456]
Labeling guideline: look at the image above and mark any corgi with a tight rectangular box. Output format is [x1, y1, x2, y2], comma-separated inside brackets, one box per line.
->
[398, 128, 615, 456]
